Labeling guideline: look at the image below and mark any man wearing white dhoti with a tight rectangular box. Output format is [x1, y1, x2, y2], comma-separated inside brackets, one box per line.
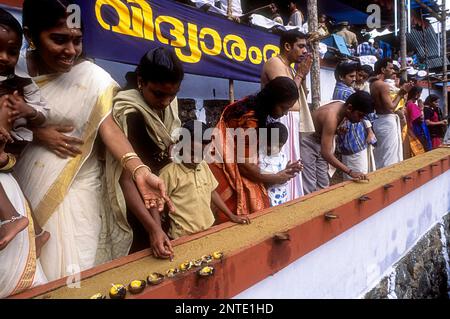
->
[370, 58, 413, 169]
[261, 29, 315, 201]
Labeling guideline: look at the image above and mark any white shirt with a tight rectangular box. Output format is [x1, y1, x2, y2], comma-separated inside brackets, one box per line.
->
[259, 151, 289, 206]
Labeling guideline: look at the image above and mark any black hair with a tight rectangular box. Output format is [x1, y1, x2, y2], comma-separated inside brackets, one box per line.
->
[407, 86, 422, 100]
[0, 8, 23, 40]
[255, 77, 299, 127]
[270, 2, 280, 11]
[335, 61, 359, 81]
[362, 34, 371, 42]
[374, 58, 393, 75]
[358, 64, 373, 77]
[266, 122, 288, 147]
[222, 77, 298, 129]
[345, 91, 374, 114]
[280, 29, 307, 53]
[128, 47, 184, 88]
[424, 94, 440, 106]
[182, 120, 211, 144]
[23, 0, 74, 47]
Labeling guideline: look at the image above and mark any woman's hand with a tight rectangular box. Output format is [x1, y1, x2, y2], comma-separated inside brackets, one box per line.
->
[33, 125, 83, 158]
[285, 160, 303, 174]
[134, 167, 176, 213]
[272, 160, 303, 184]
[149, 228, 174, 259]
[274, 167, 297, 184]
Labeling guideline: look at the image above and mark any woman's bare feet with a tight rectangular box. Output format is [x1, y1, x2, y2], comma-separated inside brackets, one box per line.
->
[0, 215, 29, 250]
[35, 230, 50, 258]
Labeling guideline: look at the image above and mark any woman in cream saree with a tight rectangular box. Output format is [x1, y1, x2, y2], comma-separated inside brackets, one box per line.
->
[0, 173, 47, 298]
[15, 0, 174, 282]
[15, 60, 132, 281]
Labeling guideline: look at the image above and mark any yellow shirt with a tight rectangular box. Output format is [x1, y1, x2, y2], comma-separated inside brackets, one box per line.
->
[159, 161, 218, 239]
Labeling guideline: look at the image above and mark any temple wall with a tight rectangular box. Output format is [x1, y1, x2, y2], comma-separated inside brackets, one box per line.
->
[235, 171, 450, 299]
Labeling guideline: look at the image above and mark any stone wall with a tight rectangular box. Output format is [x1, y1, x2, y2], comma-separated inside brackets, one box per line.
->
[365, 213, 450, 299]
[178, 99, 229, 128]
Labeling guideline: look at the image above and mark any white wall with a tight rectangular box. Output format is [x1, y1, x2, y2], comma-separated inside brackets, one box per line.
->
[235, 171, 450, 299]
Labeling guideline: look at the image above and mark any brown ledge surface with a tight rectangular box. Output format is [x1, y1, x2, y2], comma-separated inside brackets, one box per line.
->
[12, 147, 450, 299]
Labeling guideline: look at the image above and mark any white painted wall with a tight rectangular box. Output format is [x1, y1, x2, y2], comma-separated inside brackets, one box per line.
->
[235, 171, 450, 299]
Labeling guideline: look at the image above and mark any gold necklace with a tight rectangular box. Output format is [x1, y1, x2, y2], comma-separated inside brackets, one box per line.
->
[278, 55, 296, 79]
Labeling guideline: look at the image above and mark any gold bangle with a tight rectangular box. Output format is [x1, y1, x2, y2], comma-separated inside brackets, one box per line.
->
[132, 164, 152, 182]
[122, 155, 140, 168]
[120, 152, 138, 168]
[29, 109, 39, 121]
[0, 153, 17, 172]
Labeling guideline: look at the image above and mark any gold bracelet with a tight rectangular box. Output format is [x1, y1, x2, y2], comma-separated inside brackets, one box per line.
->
[29, 109, 39, 121]
[0, 153, 17, 172]
[120, 152, 138, 168]
[132, 164, 152, 182]
[122, 155, 140, 168]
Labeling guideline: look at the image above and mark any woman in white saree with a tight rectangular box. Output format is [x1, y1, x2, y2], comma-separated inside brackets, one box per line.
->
[14, 0, 173, 282]
[0, 111, 47, 298]
[0, 174, 47, 298]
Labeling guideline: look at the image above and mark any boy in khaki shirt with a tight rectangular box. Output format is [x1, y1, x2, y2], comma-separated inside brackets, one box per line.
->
[160, 120, 250, 239]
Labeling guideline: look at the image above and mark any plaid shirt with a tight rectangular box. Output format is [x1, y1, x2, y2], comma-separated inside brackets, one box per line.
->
[333, 82, 370, 155]
[357, 42, 375, 56]
[333, 82, 355, 101]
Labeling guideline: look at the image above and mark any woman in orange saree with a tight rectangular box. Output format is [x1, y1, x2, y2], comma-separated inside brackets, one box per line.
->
[210, 77, 303, 223]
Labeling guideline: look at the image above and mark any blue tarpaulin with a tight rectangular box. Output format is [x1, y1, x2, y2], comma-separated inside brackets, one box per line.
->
[319, 0, 370, 25]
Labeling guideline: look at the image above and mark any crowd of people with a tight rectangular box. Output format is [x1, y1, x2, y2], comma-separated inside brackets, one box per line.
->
[0, 0, 449, 298]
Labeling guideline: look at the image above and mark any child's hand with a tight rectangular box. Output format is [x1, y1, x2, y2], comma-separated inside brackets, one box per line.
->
[149, 229, 174, 260]
[230, 214, 251, 225]
[5, 91, 36, 123]
[366, 130, 377, 145]
[0, 126, 13, 153]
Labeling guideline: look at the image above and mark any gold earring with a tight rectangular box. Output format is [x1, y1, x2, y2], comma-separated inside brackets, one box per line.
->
[28, 41, 36, 51]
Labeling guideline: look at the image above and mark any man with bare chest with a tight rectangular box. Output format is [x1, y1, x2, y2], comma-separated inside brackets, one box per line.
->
[261, 29, 315, 200]
[370, 58, 413, 168]
[301, 91, 373, 193]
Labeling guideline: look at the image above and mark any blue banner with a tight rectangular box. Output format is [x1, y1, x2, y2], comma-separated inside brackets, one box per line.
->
[76, 0, 281, 83]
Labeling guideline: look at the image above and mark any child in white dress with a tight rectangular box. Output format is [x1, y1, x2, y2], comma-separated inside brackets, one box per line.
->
[259, 122, 302, 206]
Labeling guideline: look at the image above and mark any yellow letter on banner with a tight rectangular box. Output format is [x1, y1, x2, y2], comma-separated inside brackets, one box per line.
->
[95, 0, 134, 36]
[174, 23, 202, 63]
[129, 5, 143, 37]
[199, 27, 222, 56]
[127, 0, 154, 40]
[223, 35, 247, 62]
[248, 46, 263, 65]
[263, 44, 280, 62]
[155, 16, 186, 47]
